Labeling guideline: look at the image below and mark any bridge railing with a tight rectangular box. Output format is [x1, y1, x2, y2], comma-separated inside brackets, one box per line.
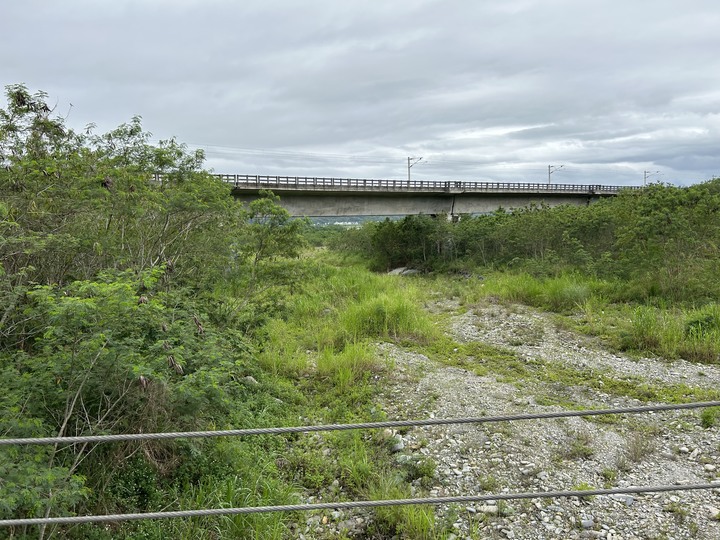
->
[216, 174, 636, 194]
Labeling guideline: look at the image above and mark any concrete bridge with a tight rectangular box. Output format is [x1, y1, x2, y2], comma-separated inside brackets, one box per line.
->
[216, 174, 637, 217]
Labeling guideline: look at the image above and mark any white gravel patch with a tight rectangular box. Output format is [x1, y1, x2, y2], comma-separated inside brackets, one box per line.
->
[372, 300, 720, 540]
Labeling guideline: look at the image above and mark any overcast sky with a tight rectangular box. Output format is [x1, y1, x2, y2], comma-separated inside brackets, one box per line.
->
[2, 0, 719, 185]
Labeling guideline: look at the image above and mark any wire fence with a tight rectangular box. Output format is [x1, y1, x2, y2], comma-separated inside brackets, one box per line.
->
[2, 483, 718, 527]
[2, 401, 718, 446]
[2, 400, 719, 527]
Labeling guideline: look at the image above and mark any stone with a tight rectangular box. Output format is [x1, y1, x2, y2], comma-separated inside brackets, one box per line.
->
[479, 505, 499, 515]
[704, 464, 716, 472]
[388, 267, 407, 275]
[391, 436, 405, 452]
[610, 494, 635, 506]
[243, 375, 259, 385]
[581, 518, 594, 529]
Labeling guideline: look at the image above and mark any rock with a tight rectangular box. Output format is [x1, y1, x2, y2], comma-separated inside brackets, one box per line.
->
[402, 269, 420, 275]
[479, 505, 499, 515]
[388, 267, 407, 275]
[243, 375, 259, 385]
[678, 446, 690, 454]
[704, 464, 716, 472]
[610, 494, 635, 506]
[708, 505, 720, 520]
[581, 518, 594, 529]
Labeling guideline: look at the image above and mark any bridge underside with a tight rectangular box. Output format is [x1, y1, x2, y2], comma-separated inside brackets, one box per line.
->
[232, 190, 602, 217]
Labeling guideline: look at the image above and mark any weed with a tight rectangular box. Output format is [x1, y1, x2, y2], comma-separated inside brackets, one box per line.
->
[663, 501, 688, 522]
[700, 406, 720, 428]
[316, 342, 378, 392]
[507, 320, 545, 346]
[559, 430, 595, 460]
[614, 452, 631, 473]
[477, 475, 500, 492]
[403, 457, 437, 488]
[341, 290, 437, 343]
[624, 432, 656, 463]
[571, 481, 596, 501]
[367, 475, 438, 539]
[542, 277, 591, 312]
[601, 468, 617, 487]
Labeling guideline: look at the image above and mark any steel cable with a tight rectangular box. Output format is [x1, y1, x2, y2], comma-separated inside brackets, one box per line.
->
[1, 483, 718, 526]
[1, 401, 718, 446]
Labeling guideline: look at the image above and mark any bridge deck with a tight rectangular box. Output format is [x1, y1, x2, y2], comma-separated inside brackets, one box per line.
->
[217, 174, 635, 195]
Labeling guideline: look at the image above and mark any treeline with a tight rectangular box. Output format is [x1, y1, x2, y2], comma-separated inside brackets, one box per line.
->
[336, 180, 720, 304]
[0, 85, 307, 537]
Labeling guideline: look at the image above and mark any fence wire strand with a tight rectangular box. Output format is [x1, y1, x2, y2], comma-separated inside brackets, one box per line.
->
[1, 483, 719, 527]
[2, 401, 718, 446]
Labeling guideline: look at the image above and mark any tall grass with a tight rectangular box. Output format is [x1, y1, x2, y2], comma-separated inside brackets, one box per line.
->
[424, 269, 720, 364]
[446, 272, 592, 311]
[248, 253, 446, 536]
[625, 303, 720, 362]
[316, 342, 378, 392]
[340, 290, 436, 343]
[276, 260, 436, 351]
[367, 475, 437, 539]
[257, 318, 307, 376]
[109, 443, 296, 540]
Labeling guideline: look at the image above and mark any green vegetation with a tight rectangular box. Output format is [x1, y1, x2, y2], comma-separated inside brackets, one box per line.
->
[3, 84, 719, 539]
[0, 86, 441, 539]
[700, 406, 720, 428]
[416, 334, 720, 405]
[559, 430, 595, 461]
[336, 180, 720, 363]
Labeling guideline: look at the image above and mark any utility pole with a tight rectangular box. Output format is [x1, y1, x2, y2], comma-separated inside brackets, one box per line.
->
[548, 164, 564, 184]
[407, 157, 423, 182]
[643, 170, 660, 186]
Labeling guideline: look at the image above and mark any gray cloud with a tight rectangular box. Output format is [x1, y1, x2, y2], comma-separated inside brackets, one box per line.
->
[2, 0, 719, 185]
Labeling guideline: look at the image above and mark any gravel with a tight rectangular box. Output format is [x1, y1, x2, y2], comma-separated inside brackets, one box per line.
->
[372, 300, 720, 540]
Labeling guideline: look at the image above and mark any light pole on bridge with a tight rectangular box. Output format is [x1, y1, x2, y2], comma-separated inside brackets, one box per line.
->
[407, 157, 423, 182]
[643, 170, 660, 186]
[548, 164, 564, 184]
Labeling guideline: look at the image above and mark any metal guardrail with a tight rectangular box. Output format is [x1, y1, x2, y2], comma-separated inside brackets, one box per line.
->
[217, 174, 637, 195]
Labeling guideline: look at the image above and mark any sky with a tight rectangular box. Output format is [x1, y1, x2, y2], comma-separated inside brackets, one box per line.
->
[2, 0, 720, 186]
